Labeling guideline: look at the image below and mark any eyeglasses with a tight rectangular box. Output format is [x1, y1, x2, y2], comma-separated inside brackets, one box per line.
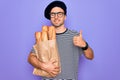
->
[49, 12, 64, 18]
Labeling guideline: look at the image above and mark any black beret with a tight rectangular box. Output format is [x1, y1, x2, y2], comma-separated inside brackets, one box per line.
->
[44, 0, 67, 20]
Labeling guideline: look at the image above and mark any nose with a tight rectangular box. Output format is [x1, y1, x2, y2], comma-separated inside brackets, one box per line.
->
[54, 14, 58, 19]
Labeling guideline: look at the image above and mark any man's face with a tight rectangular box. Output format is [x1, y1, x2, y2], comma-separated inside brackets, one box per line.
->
[50, 7, 66, 28]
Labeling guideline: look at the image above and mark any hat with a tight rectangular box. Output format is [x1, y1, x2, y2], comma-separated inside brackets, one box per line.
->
[44, 0, 67, 20]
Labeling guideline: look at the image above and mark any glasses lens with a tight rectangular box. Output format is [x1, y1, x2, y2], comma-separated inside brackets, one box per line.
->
[50, 12, 64, 18]
[57, 12, 64, 17]
[50, 13, 55, 18]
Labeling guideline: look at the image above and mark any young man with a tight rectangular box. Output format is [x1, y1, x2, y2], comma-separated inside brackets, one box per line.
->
[28, 1, 94, 80]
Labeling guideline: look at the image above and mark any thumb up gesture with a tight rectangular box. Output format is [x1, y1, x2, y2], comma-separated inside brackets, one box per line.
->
[73, 30, 86, 47]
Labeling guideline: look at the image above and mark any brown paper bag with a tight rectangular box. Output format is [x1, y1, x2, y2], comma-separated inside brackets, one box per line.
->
[32, 26, 61, 78]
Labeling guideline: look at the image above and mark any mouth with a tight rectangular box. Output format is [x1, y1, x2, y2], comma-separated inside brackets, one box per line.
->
[54, 19, 59, 23]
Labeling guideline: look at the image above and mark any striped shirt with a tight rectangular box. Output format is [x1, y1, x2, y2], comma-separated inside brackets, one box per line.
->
[32, 29, 84, 80]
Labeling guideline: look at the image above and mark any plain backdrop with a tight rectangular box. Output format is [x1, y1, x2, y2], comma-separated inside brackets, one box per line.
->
[0, 0, 120, 80]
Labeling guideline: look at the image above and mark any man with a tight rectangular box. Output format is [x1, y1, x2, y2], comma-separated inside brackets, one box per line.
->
[28, 0, 94, 80]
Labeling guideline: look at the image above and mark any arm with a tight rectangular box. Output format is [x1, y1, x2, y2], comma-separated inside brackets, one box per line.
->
[28, 52, 60, 77]
[81, 43, 94, 60]
[28, 52, 43, 69]
[73, 30, 94, 60]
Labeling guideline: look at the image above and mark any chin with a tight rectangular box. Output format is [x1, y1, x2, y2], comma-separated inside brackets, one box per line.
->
[53, 23, 63, 28]
[54, 25, 61, 28]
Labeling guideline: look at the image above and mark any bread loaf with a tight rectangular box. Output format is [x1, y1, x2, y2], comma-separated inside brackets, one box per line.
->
[48, 26, 56, 40]
[35, 32, 41, 44]
[41, 26, 48, 41]
[41, 31, 48, 41]
[42, 26, 48, 32]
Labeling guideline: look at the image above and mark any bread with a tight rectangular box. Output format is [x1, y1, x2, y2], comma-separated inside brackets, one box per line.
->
[35, 32, 41, 44]
[42, 26, 48, 32]
[41, 31, 48, 41]
[41, 26, 48, 41]
[48, 26, 56, 40]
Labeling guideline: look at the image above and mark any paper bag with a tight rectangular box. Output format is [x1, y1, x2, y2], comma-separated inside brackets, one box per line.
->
[32, 26, 61, 78]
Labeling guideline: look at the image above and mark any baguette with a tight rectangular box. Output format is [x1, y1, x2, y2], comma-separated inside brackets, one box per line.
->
[35, 32, 41, 44]
[48, 26, 56, 40]
[42, 26, 48, 41]
[48, 26, 61, 74]
[42, 26, 48, 32]
[41, 31, 48, 41]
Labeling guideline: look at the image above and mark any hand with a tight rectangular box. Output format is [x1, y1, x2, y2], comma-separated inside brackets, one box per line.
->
[73, 30, 86, 47]
[41, 59, 60, 77]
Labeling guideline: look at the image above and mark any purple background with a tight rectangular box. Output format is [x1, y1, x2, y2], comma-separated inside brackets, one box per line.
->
[0, 0, 120, 80]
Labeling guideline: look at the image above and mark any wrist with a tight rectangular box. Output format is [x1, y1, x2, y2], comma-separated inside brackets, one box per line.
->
[40, 62, 46, 70]
[81, 42, 88, 50]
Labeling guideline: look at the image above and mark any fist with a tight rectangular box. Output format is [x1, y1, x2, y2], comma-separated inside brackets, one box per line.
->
[73, 30, 86, 47]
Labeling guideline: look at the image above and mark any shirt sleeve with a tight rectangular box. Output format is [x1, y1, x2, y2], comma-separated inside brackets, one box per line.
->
[30, 47, 35, 53]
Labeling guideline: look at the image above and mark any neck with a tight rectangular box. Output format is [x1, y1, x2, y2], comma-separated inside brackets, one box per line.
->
[55, 25, 66, 34]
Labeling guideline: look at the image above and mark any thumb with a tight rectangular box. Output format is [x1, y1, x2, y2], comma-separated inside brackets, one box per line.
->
[79, 30, 82, 37]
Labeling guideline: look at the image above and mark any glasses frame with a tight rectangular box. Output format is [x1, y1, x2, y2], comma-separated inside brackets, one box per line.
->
[49, 12, 65, 18]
